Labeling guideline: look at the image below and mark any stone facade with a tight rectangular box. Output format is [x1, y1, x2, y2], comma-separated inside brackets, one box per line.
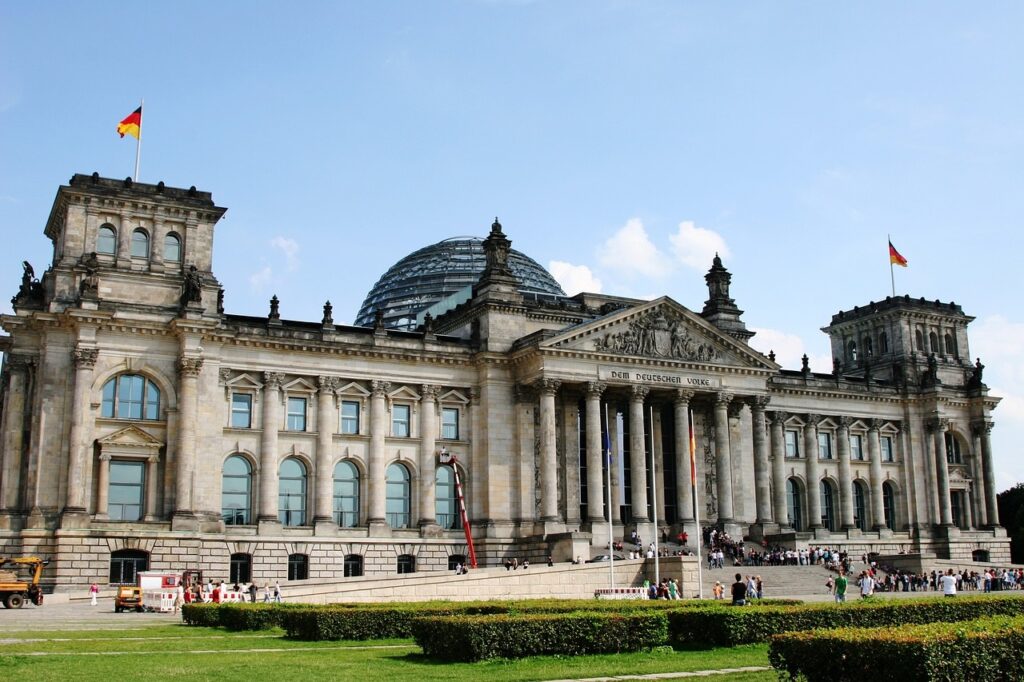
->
[0, 174, 1009, 592]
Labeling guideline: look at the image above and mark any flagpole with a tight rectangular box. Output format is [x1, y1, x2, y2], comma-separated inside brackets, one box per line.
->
[649, 405, 660, 590]
[691, 409, 704, 599]
[134, 98, 143, 182]
[604, 403, 614, 590]
[888, 233, 895, 298]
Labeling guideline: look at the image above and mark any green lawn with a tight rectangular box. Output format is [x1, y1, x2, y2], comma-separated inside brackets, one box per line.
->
[0, 624, 773, 681]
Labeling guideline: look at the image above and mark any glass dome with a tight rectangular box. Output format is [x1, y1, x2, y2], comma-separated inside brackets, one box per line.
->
[355, 236, 566, 330]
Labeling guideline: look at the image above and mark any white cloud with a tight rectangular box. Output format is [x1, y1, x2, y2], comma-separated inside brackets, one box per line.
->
[270, 236, 300, 271]
[749, 327, 832, 373]
[597, 218, 672, 278]
[248, 265, 272, 291]
[548, 260, 602, 296]
[668, 220, 730, 270]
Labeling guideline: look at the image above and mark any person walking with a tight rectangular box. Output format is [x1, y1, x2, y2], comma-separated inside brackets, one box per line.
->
[834, 571, 848, 603]
[89, 581, 99, 606]
[940, 569, 958, 597]
[731, 573, 748, 606]
[858, 571, 875, 599]
[273, 581, 282, 603]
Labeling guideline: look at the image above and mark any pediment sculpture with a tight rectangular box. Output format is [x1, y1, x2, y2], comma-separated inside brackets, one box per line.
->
[592, 309, 722, 362]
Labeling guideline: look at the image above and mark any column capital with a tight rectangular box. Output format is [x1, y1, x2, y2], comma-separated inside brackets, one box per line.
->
[535, 378, 561, 396]
[748, 394, 771, 412]
[73, 346, 99, 369]
[263, 371, 285, 390]
[420, 384, 440, 401]
[803, 413, 821, 427]
[769, 410, 789, 426]
[147, 454, 160, 464]
[370, 380, 391, 397]
[585, 381, 607, 398]
[866, 418, 883, 432]
[675, 388, 695, 405]
[178, 357, 204, 377]
[98, 452, 112, 462]
[630, 385, 649, 401]
[927, 417, 951, 433]
[218, 367, 233, 384]
[715, 391, 732, 406]
[317, 375, 338, 393]
[971, 419, 994, 436]
[837, 415, 853, 430]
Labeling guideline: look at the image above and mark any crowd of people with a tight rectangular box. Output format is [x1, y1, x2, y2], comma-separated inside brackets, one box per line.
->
[174, 579, 283, 610]
[864, 564, 1024, 593]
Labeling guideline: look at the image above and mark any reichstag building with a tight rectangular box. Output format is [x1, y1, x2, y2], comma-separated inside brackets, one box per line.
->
[0, 174, 1008, 590]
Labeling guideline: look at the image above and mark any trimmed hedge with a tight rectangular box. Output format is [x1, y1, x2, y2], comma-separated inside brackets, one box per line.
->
[769, 615, 1024, 681]
[413, 611, 669, 661]
[181, 603, 221, 627]
[669, 595, 1024, 647]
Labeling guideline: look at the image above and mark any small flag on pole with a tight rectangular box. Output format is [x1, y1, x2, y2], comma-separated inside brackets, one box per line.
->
[889, 240, 908, 267]
[688, 420, 697, 485]
[117, 106, 142, 139]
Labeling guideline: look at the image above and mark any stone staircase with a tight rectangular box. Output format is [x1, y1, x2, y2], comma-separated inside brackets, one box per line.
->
[697, 563, 839, 599]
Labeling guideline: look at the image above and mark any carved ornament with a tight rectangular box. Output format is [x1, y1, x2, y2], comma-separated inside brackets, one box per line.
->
[593, 309, 722, 362]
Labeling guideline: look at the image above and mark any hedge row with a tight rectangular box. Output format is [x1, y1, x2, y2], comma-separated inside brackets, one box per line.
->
[769, 615, 1024, 681]
[412, 611, 669, 661]
[181, 602, 310, 630]
[669, 594, 1024, 647]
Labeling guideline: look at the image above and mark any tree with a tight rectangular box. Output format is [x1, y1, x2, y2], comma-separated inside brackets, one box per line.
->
[997, 484, 1024, 564]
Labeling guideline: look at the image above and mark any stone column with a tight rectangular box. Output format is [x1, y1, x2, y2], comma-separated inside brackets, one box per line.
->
[0, 357, 30, 514]
[629, 385, 650, 523]
[585, 382, 607, 523]
[174, 357, 203, 520]
[836, 416, 855, 530]
[63, 347, 98, 514]
[867, 420, 886, 530]
[770, 411, 789, 527]
[750, 396, 771, 524]
[258, 371, 284, 522]
[608, 405, 622, 524]
[418, 384, 439, 530]
[367, 380, 390, 528]
[95, 453, 111, 518]
[713, 392, 734, 523]
[963, 487, 973, 529]
[969, 426, 987, 527]
[537, 379, 561, 522]
[313, 376, 337, 526]
[803, 415, 822, 530]
[674, 390, 695, 523]
[145, 454, 160, 521]
[931, 418, 954, 527]
[975, 420, 999, 526]
[117, 211, 132, 266]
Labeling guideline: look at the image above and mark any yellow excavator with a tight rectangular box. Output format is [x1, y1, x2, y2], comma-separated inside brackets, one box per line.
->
[0, 557, 48, 609]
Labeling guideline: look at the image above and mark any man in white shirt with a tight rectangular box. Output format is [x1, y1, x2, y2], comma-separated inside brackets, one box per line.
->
[858, 571, 875, 598]
[940, 569, 957, 597]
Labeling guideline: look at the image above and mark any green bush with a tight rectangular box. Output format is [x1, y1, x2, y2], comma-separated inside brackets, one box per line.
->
[281, 603, 508, 640]
[216, 603, 305, 631]
[769, 615, 1024, 681]
[669, 595, 1024, 646]
[413, 611, 669, 661]
[181, 603, 221, 627]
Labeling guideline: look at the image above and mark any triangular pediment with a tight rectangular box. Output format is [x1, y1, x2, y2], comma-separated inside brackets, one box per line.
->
[96, 425, 163, 450]
[539, 297, 776, 370]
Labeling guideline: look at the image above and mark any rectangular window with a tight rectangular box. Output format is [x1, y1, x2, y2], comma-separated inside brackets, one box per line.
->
[392, 404, 410, 437]
[850, 434, 863, 461]
[441, 407, 459, 440]
[340, 400, 360, 435]
[108, 460, 145, 522]
[286, 397, 307, 431]
[881, 436, 895, 462]
[818, 432, 833, 460]
[784, 430, 800, 458]
[231, 393, 252, 429]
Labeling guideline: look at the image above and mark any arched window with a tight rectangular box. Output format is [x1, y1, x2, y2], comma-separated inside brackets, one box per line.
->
[101, 374, 161, 420]
[847, 340, 858, 363]
[332, 461, 360, 527]
[945, 432, 963, 464]
[915, 329, 924, 351]
[97, 224, 117, 254]
[130, 228, 150, 259]
[879, 332, 889, 354]
[786, 478, 803, 531]
[929, 332, 939, 353]
[397, 554, 416, 574]
[287, 553, 309, 581]
[448, 554, 467, 571]
[435, 465, 460, 530]
[882, 481, 896, 530]
[109, 549, 148, 585]
[944, 333, 956, 356]
[386, 463, 411, 528]
[230, 553, 252, 583]
[852, 480, 867, 531]
[222, 455, 252, 525]
[343, 554, 363, 577]
[163, 233, 181, 263]
[820, 480, 836, 531]
[279, 458, 307, 526]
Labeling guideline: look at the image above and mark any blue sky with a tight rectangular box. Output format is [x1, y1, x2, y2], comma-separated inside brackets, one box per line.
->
[2, 1, 1022, 490]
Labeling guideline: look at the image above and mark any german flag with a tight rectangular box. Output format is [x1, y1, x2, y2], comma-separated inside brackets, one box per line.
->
[117, 106, 142, 140]
[889, 240, 908, 267]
